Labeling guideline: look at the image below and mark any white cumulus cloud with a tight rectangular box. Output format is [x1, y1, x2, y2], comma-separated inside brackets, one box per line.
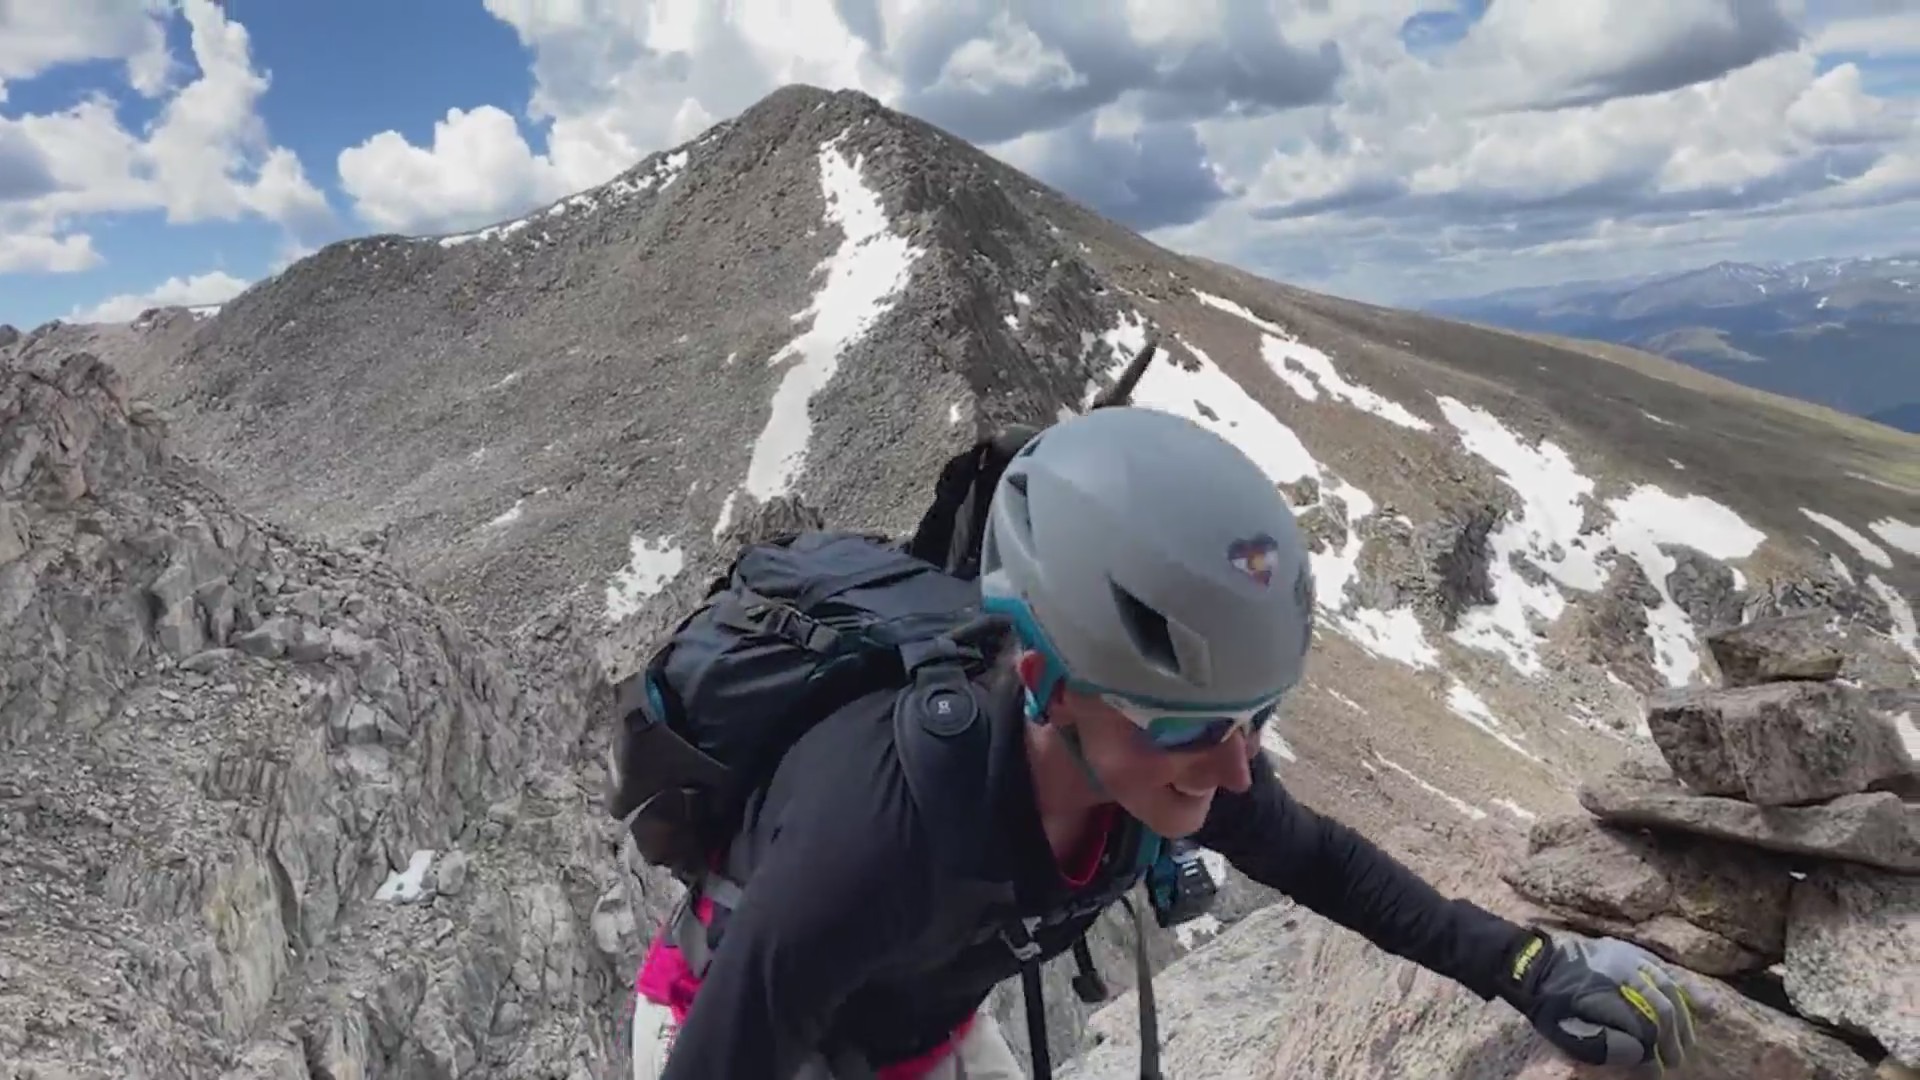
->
[68, 269, 250, 324]
[0, 0, 332, 283]
[338, 105, 575, 234]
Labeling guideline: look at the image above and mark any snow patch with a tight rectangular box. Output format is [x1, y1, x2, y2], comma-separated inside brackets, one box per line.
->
[1669, 458, 1686, 471]
[1491, 798, 1538, 823]
[438, 148, 689, 248]
[1004, 313, 1019, 328]
[1196, 289, 1430, 431]
[375, 850, 435, 901]
[1868, 517, 1920, 559]
[1863, 574, 1920, 666]
[1338, 606, 1440, 669]
[1890, 712, 1919, 761]
[488, 371, 524, 391]
[712, 491, 739, 540]
[1375, 754, 1488, 821]
[607, 534, 685, 621]
[744, 135, 923, 500]
[1642, 410, 1674, 426]
[948, 402, 963, 425]
[1447, 681, 1542, 763]
[1013, 290, 1032, 306]
[1326, 689, 1365, 713]
[1259, 335, 1432, 431]
[485, 499, 525, 529]
[1829, 553, 1855, 584]
[1800, 509, 1893, 568]
[1437, 396, 1766, 684]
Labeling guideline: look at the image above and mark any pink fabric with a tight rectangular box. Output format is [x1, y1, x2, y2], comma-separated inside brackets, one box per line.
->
[1056, 805, 1119, 889]
[632, 807, 1120, 1077]
[632, 893, 973, 1079]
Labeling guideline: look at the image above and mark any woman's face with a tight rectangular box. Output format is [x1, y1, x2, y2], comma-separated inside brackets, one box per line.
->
[1020, 652, 1257, 838]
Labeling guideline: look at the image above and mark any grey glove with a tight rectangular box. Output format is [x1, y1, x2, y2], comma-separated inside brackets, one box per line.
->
[1500, 929, 1698, 1072]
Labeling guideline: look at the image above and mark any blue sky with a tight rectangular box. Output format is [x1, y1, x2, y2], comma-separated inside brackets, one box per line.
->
[3, 0, 1918, 328]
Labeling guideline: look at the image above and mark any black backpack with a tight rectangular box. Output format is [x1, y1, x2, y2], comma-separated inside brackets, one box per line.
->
[604, 529, 995, 880]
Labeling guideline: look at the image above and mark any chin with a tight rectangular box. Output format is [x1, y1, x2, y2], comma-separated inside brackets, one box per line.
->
[1133, 787, 1213, 838]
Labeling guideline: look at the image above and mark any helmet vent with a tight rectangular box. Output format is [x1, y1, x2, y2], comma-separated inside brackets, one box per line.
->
[1002, 470, 1033, 536]
[1109, 580, 1180, 675]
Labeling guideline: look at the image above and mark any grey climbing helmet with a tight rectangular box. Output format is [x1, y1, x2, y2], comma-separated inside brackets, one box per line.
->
[978, 405, 1316, 740]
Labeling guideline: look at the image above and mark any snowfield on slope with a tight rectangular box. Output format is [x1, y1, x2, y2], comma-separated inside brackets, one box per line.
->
[743, 133, 924, 501]
[1435, 395, 1767, 686]
[1869, 517, 1920, 558]
[1802, 508, 1894, 568]
[1194, 290, 1433, 432]
[1799, 509, 1919, 667]
[602, 131, 922, 622]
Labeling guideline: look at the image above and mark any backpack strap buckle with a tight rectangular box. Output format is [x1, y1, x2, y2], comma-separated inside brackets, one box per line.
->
[1000, 916, 1044, 962]
[757, 604, 841, 653]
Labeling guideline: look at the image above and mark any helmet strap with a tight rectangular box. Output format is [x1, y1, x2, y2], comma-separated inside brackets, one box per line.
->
[1060, 726, 1111, 800]
[1027, 687, 1112, 800]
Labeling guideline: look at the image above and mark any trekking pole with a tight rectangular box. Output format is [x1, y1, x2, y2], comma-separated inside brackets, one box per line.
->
[1089, 336, 1159, 410]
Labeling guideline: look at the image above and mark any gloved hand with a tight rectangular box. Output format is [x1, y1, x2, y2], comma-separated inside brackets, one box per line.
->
[1499, 929, 1699, 1073]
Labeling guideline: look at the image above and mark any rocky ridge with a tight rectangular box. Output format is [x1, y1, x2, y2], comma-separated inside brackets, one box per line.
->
[0, 343, 640, 1077]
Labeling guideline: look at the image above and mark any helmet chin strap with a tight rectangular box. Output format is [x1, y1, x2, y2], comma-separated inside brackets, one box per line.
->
[1024, 686, 1111, 800]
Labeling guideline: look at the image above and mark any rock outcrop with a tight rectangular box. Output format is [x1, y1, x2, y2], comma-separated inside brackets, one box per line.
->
[1511, 612, 1918, 1072]
[0, 345, 632, 1078]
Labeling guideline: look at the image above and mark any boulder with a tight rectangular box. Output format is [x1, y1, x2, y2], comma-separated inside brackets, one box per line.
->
[1783, 864, 1920, 1069]
[1665, 545, 1746, 639]
[1707, 611, 1847, 687]
[1503, 815, 1792, 974]
[1647, 682, 1914, 806]
[1579, 766, 1920, 874]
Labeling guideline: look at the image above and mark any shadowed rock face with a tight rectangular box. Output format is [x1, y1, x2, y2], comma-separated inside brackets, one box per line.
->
[1, 346, 631, 1078]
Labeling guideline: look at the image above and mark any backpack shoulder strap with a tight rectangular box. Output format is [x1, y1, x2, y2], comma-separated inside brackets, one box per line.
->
[888, 636, 1018, 881]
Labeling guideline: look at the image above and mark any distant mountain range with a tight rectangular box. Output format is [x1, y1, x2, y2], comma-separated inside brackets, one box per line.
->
[1427, 254, 1920, 433]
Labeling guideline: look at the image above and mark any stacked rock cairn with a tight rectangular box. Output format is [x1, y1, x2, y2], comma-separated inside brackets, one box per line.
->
[1503, 609, 1918, 1080]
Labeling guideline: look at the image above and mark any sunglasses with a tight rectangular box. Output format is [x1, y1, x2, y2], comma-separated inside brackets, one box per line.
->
[1095, 691, 1280, 752]
[981, 592, 1287, 753]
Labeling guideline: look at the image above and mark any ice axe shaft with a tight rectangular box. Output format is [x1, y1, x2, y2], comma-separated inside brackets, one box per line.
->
[1089, 336, 1158, 411]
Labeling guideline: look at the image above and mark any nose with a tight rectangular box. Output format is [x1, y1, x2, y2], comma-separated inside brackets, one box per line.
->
[1199, 729, 1254, 793]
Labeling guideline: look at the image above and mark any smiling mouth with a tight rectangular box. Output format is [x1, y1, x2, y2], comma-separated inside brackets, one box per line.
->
[1170, 782, 1214, 799]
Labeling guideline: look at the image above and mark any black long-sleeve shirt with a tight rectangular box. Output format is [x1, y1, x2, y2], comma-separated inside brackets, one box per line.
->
[655, 682, 1528, 1079]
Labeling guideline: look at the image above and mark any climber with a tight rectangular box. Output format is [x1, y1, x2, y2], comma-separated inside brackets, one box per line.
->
[627, 405, 1699, 1080]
